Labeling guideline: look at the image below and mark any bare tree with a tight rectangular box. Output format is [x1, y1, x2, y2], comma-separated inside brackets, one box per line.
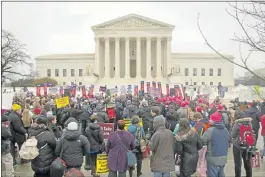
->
[1, 30, 34, 84]
[197, 1, 265, 81]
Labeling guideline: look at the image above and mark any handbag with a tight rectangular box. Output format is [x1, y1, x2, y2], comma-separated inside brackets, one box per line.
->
[196, 146, 207, 177]
[50, 139, 66, 177]
[117, 133, 136, 168]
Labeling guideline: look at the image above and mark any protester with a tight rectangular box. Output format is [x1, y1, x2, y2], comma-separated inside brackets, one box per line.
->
[150, 113, 175, 177]
[106, 120, 135, 177]
[138, 100, 152, 134]
[22, 108, 32, 133]
[149, 106, 163, 137]
[201, 111, 230, 177]
[175, 118, 203, 177]
[260, 114, 265, 159]
[177, 102, 189, 119]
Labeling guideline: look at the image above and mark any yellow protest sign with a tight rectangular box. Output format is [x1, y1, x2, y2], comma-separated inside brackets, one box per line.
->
[55, 96, 69, 109]
[96, 154, 109, 174]
[124, 118, 143, 130]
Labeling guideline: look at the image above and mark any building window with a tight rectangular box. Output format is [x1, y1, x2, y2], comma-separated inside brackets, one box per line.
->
[185, 82, 189, 86]
[194, 82, 197, 85]
[193, 68, 197, 76]
[63, 82, 66, 85]
[47, 69, 51, 77]
[210, 82, 213, 85]
[55, 69, 59, 77]
[201, 68, 205, 76]
[202, 82, 205, 85]
[218, 68, 221, 76]
[79, 82, 82, 85]
[71, 69, 75, 77]
[185, 68, 189, 76]
[63, 69, 67, 77]
[79, 69, 83, 77]
[209, 68, 213, 76]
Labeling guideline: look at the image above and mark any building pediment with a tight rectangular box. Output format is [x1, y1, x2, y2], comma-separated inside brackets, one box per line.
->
[91, 13, 175, 30]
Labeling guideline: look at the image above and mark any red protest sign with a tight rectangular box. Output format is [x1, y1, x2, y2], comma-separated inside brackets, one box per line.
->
[251, 151, 260, 168]
[97, 123, 114, 139]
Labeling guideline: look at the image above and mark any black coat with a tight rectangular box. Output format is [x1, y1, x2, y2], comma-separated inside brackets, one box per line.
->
[138, 106, 152, 132]
[28, 124, 57, 174]
[175, 130, 203, 177]
[69, 108, 84, 120]
[1, 124, 12, 155]
[85, 123, 104, 152]
[246, 107, 262, 131]
[9, 111, 27, 144]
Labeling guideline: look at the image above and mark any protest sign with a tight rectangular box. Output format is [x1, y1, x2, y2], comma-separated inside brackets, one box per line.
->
[96, 154, 108, 174]
[123, 118, 143, 130]
[49, 87, 58, 94]
[55, 96, 70, 109]
[97, 123, 114, 139]
[99, 86, 106, 92]
[251, 151, 260, 168]
[120, 85, 126, 94]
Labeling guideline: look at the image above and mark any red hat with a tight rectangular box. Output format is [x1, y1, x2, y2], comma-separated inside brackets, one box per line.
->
[157, 98, 163, 103]
[1, 109, 5, 115]
[210, 112, 222, 122]
[217, 104, 223, 111]
[181, 102, 186, 107]
[198, 98, 203, 103]
[176, 99, 182, 105]
[34, 108, 41, 115]
[196, 107, 202, 113]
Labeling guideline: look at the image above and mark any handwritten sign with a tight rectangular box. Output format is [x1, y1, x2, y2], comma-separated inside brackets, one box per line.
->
[251, 151, 260, 168]
[96, 154, 109, 174]
[55, 96, 69, 109]
[97, 123, 114, 139]
[123, 118, 143, 130]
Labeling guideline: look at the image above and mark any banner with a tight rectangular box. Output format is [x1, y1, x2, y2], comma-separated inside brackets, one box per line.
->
[127, 85, 132, 94]
[43, 84, 47, 97]
[134, 85, 138, 96]
[140, 81, 144, 92]
[89, 85, 94, 98]
[147, 82, 150, 93]
[123, 118, 143, 130]
[97, 123, 114, 139]
[158, 82, 162, 97]
[120, 85, 127, 95]
[99, 86, 106, 92]
[49, 87, 58, 94]
[152, 81, 156, 88]
[166, 84, 169, 97]
[96, 154, 109, 174]
[82, 86, 86, 97]
[55, 96, 70, 109]
[36, 87, 40, 96]
[59, 87, 63, 96]
[174, 85, 179, 98]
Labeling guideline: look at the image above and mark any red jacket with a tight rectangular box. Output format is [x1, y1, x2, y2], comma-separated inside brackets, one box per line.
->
[261, 114, 265, 136]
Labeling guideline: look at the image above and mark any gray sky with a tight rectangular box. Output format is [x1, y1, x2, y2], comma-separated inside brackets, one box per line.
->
[2, 2, 264, 77]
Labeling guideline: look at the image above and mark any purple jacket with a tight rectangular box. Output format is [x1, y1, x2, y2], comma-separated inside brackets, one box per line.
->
[106, 130, 135, 172]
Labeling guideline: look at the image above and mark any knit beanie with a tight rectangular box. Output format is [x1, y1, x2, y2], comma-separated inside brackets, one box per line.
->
[12, 104, 21, 111]
[210, 112, 222, 122]
[153, 115, 165, 126]
[67, 122, 78, 131]
[34, 108, 41, 115]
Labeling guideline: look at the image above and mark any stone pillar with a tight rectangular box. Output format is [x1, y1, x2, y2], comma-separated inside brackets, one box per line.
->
[166, 36, 172, 76]
[104, 37, 110, 78]
[156, 37, 162, 78]
[136, 37, 141, 78]
[115, 38, 120, 78]
[146, 37, 151, 78]
[94, 37, 100, 75]
[125, 37, 130, 78]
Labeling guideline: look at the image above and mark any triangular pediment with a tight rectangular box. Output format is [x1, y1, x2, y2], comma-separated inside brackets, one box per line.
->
[92, 13, 175, 29]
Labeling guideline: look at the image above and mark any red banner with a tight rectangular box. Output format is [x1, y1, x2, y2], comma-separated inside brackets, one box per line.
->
[59, 87, 63, 96]
[158, 82, 162, 97]
[174, 85, 179, 98]
[97, 123, 114, 139]
[140, 81, 144, 92]
[147, 82, 150, 93]
[82, 86, 86, 97]
[152, 81, 156, 88]
[134, 85, 138, 96]
[166, 84, 169, 97]
[36, 87, 40, 96]
[89, 85, 94, 98]
[43, 84, 47, 97]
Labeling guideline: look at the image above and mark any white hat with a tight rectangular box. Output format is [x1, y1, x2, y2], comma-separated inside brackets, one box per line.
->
[67, 122, 78, 131]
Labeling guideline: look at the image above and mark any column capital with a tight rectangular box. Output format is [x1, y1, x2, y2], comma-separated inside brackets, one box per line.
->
[125, 37, 130, 41]
[167, 36, 172, 41]
[105, 37, 110, 41]
[115, 37, 120, 42]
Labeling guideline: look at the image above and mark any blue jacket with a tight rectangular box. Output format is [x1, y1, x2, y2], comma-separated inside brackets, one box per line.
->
[201, 122, 229, 166]
[127, 124, 145, 146]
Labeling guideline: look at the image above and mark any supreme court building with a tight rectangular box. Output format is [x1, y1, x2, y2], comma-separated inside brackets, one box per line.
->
[36, 14, 235, 87]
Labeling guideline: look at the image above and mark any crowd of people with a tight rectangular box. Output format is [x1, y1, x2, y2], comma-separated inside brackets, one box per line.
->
[1, 92, 265, 177]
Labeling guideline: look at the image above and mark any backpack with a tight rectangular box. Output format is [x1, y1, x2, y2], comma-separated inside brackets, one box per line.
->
[19, 132, 47, 160]
[195, 121, 205, 136]
[222, 112, 229, 125]
[135, 126, 146, 152]
[238, 122, 255, 150]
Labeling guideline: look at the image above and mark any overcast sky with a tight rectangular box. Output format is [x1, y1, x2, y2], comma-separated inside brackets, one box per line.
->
[2, 2, 265, 77]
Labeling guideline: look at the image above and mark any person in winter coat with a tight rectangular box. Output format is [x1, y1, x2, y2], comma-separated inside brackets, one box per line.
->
[193, 112, 210, 136]
[1, 124, 14, 177]
[165, 105, 179, 132]
[47, 115, 62, 140]
[122, 100, 139, 118]
[69, 103, 84, 120]
[231, 110, 252, 177]
[56, 122, 90, 170]
[85, 115, 104, 177]
[201, 112, 229, 177]
[149, 106, 163, 137]
[94, 103, 109, 123]
[150, 114, 175, 177]
[62, 117, 79, 137]
[106, 120, 135, 177]
[127, 116, 146, 177]
[175, 118, 202, 177]
[9, 104, 27, 165]
[22, 108, 32, 133]
[261, 114, 265, 159]
[28, 117, 57, 177]
[177, 102, 189, 119]
[138, 100, 152, 134]
[246, 102, 262, 149]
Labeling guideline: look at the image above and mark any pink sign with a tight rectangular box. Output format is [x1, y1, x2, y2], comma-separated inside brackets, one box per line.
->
[97, 123, 114, 139]
[251, 151, 260, 168]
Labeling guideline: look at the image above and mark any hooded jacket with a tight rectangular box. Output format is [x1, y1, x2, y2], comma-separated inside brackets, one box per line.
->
[150, 115, 175, 173]
[127, 124, 145, 147]
[9, 111, 27, 144]
[122, 103, 139, 118]
[201, 122, 229, 166]
[138, 106, 152, 132]
[28, 123, 57, 174]
[246, 107, 262, 131]
[85, 123, 104, 152]
[55, 129, 90, 167]
[175, 129, 202, 176]
[231, 117, 252, 149]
